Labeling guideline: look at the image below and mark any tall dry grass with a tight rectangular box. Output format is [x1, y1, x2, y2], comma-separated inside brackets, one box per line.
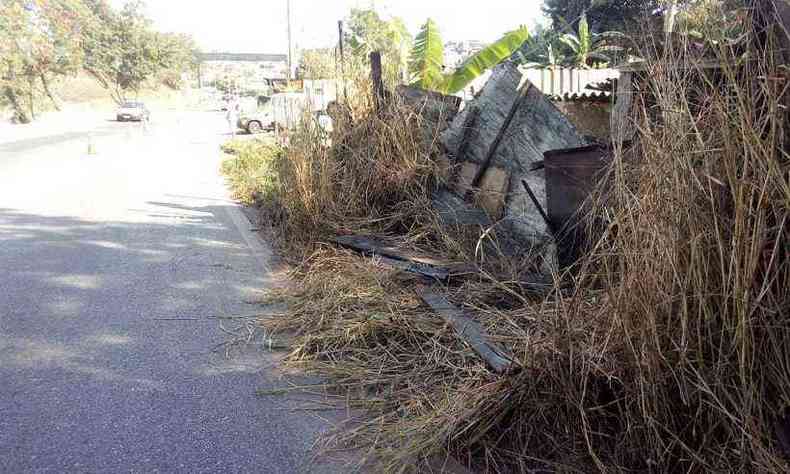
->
[270, 95, 465, 259]
[257, 6, 789, 472]
[560, 17, 790, 471]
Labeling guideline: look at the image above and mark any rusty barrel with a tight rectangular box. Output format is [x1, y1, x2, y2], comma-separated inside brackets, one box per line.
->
[543, 144, 614, 268]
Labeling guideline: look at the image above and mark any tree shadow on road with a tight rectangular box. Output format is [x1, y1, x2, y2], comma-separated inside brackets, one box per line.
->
[0, 202, 341, 473]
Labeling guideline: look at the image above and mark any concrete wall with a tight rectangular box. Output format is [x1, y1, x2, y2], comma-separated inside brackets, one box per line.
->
[555, 101, 612, 139]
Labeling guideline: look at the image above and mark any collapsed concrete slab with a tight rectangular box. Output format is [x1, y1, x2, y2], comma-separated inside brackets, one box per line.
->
[440, 62, 586, 253]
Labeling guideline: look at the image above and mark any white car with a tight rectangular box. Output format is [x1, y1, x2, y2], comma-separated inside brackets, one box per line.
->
[116, 102, 150, 122]
[237, 97, 273, 134]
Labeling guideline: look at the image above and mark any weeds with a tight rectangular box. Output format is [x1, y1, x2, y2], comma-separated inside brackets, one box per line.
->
[236, 5, 789, 472]
[220, 138, 284, 205]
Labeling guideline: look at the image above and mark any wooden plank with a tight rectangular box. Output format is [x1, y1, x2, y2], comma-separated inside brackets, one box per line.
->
[770, 0, 790, 65]
[432, 188, 492, 227]
[469, 81, 534, 191]
[418, 289, 515, 374]
[376, 255, 449, 281]
[454, 104, 480, 163]
[611, 71, 635, 145]
[332, 235, 450, 268]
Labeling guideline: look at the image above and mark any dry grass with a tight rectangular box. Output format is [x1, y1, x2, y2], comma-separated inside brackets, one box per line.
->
[252, 7, 789, 473]
[562, 21, 790, 471]
[269, 100, 450, 255]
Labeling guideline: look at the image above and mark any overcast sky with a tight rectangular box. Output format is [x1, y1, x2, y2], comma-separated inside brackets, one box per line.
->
[110, 0, 547, 53]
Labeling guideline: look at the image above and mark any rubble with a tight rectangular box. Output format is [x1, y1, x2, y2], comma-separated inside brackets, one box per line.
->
[439, 62, 587, 259]
[396, 85, 460, 144]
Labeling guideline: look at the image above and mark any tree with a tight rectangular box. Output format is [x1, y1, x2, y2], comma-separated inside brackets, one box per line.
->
[514, 24, 562, 68]
[297, 48, 336, 80]
[82, 0, 197, 104]
[543, 0, 659, 33]
[81, 0, 159, 104]
[408, 19, 444, 91]
[408, 21, 531, 94]
[0, 0, 90, 122]
[156, 32, 200, 89]
[345, 8, 412, 85]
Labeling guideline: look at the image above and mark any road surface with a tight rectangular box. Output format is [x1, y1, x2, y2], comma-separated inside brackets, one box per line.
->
[0, 111, 341, 473]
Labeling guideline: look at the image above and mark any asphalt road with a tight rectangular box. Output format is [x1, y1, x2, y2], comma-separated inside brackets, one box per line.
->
[0, 111, 341, 473]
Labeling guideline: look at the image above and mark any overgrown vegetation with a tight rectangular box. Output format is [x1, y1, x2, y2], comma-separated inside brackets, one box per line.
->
[408, 21, 531, 93]
[223, 2, 789, 472]
[344, 8, 413, 86]
[220, 139, 284, 206]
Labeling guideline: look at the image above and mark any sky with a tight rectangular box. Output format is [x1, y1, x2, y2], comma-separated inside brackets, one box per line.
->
[110, 0, 547, 53]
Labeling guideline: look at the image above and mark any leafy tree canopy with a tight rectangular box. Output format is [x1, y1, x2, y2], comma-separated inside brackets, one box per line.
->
[297, 48, 338, 80]
[1, 0, 91, 122]
[1, 0, 198, 122]
[345, 8, 412, 84]
[543, 0, 659, 33]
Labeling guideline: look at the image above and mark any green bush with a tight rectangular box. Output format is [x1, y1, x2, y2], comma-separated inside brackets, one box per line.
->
[220, 139, 284, 205]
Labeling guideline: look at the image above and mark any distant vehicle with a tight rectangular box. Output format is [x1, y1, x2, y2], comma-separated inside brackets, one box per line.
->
[237, 110, 274, 134]
[237, 97, 273, 134]
[116, 102, 150, 122]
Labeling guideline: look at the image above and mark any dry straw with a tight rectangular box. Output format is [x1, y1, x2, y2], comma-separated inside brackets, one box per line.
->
[256, 6, 789, 472]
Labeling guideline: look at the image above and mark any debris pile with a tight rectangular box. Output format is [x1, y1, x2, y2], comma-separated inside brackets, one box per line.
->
[234, 6, 790, 472]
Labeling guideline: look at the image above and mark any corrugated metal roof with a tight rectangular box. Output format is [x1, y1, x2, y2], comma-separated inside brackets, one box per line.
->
[520, 67, 620, 101]
[455, 67, 621, 102]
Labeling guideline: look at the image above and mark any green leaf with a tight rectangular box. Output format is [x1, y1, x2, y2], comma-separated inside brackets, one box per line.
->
[408, 18, 444, 91]
[559, 34, 580, 51]
[441, 25, 530, 94]
[578, 14, 590, 48]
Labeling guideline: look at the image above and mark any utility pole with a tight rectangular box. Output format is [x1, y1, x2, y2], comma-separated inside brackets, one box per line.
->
[338, 20, 348, 102]
[286, 0, 293, 81]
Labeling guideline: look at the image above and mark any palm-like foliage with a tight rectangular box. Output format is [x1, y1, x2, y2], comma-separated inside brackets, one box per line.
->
[558, 14, 625, 68]
[408, 19, 444, 91]
[442, 26, 530, 93]
[513, 25, 563, 69]
[408, 21, 530, 94]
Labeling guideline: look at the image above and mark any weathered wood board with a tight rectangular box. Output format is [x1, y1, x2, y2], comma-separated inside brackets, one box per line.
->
[418, 289, 515, 374]
[331, 235, 477, 281]
[332, 235, 448, 267]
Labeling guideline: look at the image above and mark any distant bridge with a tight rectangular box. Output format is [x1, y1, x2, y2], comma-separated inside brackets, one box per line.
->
[198, 52, 287, 63]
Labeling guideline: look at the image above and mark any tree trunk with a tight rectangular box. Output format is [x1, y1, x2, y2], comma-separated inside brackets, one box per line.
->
[27, 77, 36, 121]
[40, 73, 61, 111]
[3, 86, 30, 124]
[111, 83, 126, 106]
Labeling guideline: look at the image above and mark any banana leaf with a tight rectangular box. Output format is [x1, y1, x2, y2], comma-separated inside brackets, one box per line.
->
[440, 26, 530, 94]
[408, 19, 445, 91]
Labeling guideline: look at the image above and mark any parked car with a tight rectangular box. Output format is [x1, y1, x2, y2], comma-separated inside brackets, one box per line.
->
[237, 97, 273, 134]
[237, 110, 274, 134]
[116, 102, 150, 122]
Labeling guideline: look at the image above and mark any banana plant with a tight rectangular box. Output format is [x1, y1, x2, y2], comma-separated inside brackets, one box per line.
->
[442, 26, 530, 93]
[408, 19, 445, 91]
[558, 14, 625, 68]
[408, 21, 530, 94]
